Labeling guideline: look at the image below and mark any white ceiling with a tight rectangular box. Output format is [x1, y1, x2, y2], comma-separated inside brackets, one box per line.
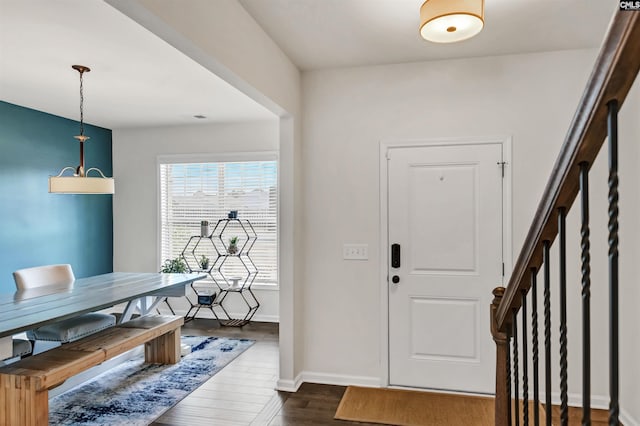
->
[0, 0, 275, 129]
[239, 0, 618, 70]
[0, 0, 619, 129]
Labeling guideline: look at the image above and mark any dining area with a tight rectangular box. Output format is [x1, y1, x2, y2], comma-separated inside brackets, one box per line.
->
[0, 267, 206, 425]
[0, 81, 278, 424]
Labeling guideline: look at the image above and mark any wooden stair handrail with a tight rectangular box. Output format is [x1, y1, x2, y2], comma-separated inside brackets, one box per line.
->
[496, 10, 640, 332]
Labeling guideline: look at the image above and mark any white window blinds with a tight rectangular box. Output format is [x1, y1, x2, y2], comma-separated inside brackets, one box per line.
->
[160, 160, 278, 285]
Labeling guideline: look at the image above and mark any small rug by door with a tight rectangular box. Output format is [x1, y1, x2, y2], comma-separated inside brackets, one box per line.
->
[49, 335, 254, 426]
[335, 386, 494, 426]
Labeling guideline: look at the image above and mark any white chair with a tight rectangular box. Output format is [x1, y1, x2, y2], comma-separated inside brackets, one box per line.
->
[0, 339, 32, 365]
[12, 264, 116, 346]
[11, 339, 32, 358]
[13, 264, 76, 290]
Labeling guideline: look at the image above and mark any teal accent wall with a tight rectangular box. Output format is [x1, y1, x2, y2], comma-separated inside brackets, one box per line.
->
[0, 101, 113, 294]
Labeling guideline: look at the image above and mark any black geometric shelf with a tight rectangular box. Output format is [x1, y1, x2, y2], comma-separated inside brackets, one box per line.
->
[181, 218, 260, 326]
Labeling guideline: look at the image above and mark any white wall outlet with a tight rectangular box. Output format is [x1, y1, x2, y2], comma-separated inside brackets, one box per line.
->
[343, 243, 368, 260]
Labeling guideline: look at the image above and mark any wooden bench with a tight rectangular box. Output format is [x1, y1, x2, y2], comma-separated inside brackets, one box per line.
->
[0, 314, 183, 426]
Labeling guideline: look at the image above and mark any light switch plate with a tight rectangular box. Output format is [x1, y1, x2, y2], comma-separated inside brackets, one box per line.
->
[343, 244, 368, 260]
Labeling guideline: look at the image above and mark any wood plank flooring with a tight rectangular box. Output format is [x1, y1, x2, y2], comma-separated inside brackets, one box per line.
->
[546, 404, 613, 426]
[150, 319, 617, 426]
[152, 319, 373, 425]
[152, 319, 278, 426]
[150, 321, 456, 426]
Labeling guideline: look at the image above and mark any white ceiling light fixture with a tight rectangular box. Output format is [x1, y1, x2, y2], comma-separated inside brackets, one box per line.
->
[49, 65, 114, 194]
[420, 0, 484, 43]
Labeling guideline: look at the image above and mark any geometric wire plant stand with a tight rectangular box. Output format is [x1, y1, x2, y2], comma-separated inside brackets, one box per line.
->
[181, 218, 259, 327]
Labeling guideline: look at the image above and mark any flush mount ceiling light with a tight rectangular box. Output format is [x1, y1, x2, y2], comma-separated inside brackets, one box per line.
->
[420, 0, 484, 43]
[49, 65, 114, 194]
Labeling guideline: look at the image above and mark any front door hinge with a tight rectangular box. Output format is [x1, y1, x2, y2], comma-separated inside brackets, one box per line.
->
[497, 161, 507, 178]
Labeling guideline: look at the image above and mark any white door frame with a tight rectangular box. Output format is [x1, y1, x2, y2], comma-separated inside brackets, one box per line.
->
[378, 136, 513, 388]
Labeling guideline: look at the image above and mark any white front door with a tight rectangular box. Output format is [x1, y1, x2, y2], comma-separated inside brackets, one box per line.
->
[387, 142, 504, 394]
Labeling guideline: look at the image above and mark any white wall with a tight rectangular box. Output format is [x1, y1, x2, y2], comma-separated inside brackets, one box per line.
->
[106, 1, 639, 414]
[301, 47, 639, 418]
[112, 121, 279, 321]
[107, 0, 303, 387]
[618, 80, 640, 424]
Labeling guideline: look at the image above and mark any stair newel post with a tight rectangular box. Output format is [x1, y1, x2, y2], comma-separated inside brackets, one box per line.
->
[492, 286, 510, 426]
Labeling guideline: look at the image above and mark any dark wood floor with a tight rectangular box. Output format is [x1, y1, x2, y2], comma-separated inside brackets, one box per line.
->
[152, 319, 370, 426]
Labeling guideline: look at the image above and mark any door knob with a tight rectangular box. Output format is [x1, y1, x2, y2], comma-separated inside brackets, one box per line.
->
[392, 275, 400, 284]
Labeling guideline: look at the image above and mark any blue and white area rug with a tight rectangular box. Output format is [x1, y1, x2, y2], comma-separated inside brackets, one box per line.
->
[49, 336, 254, 426]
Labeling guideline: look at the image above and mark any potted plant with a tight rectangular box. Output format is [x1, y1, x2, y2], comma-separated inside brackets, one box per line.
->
[228, 236, 239, 254]
[160, 257, 187, 273]
[199, 254, 210, 270]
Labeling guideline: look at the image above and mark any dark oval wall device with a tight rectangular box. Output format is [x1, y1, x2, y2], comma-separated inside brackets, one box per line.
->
[391, 244, 401, 268]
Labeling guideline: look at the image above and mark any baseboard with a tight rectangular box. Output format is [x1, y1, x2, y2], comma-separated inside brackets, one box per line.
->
[298, 371, 381, 388]
[534, 392, 638, 425]
[549, 391, 609, 410]
[620, 407, 638, 426]
[276, 373, 303, 392]
[277, 371, 380, 392]
[226, 313, 279, 323]
[159, 306, 279, 323]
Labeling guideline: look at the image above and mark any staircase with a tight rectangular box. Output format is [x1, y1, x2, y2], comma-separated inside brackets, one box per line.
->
[489, 9, 639, 426]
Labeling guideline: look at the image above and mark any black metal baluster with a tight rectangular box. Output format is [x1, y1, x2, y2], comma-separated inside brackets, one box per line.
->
[513, 312, 520, 426]
[543, 240, 552, 426]
[559, 207, 569, 426]
[531, 268, 540, 426]
[507, 328, 513, 426]
[522, 291, 529, 426]
[607, 99, 620, 425]
[580, 161, 592, 426]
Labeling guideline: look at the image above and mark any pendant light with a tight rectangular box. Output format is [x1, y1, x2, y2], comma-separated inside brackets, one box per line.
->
[49, 65, 114, 194]
[420, 0, 484, 43]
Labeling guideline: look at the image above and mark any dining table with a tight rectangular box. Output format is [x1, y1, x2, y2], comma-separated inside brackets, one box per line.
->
[0, 272, 206, 358]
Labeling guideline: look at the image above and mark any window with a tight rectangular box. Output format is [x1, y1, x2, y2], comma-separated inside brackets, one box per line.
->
[159, 157, 277, 286]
